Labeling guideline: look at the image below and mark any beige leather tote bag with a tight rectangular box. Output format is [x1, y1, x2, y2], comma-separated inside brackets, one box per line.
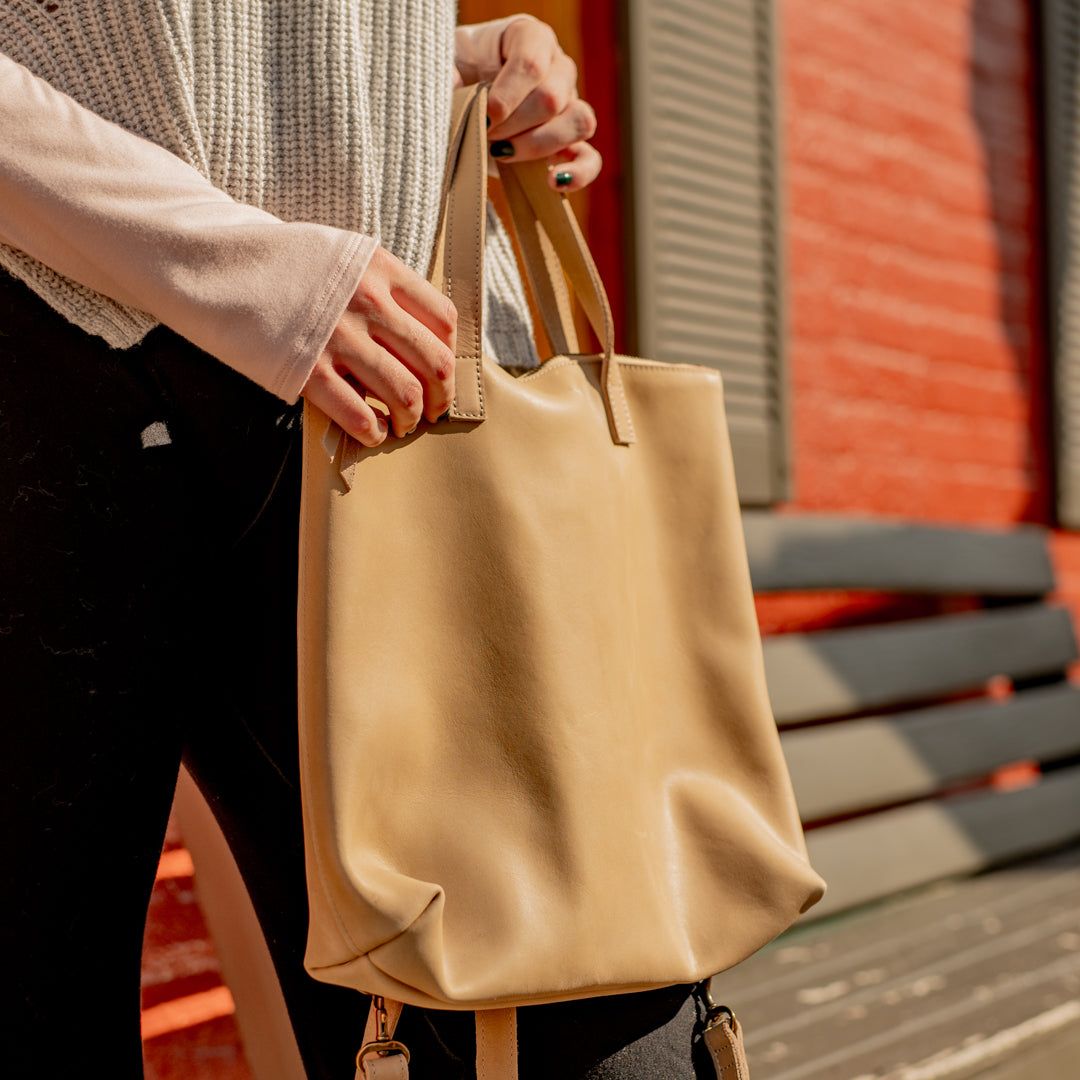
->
[298, 81, 827, 1080]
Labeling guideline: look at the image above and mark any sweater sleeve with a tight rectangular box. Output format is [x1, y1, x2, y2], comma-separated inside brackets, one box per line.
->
[0, 49, 381, 404]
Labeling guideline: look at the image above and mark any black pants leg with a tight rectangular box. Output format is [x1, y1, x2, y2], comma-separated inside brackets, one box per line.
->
[0, 272, 368, 1078]
[0, 271, 715, 1079]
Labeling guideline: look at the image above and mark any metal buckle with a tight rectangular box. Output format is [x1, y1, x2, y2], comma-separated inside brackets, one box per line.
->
[356, 995, 411, 1072]
[699, 979, 737, 1030]
[357, 1040, 411, 1067]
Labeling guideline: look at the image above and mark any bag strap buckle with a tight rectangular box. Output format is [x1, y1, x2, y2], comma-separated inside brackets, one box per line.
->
[356, 995, 411, 1072]
[696, 980, 750, 1079]
[357, 1040, 411, 1065]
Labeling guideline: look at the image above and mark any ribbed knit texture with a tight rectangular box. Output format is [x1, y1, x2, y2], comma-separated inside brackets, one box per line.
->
[0, 0, 539, 369]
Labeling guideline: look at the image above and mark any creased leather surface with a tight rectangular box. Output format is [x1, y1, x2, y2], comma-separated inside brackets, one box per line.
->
[297, 81, 827, 1014]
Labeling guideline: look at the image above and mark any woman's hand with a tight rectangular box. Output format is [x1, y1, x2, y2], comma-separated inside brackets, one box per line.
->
[301, 245, 457, 447]
[453, 14, 601, 193]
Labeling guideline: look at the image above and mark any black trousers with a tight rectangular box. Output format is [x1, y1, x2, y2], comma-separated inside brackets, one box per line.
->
[0, 270, 716, 1078]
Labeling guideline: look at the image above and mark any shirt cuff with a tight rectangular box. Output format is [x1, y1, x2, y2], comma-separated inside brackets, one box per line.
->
[271, 230, 381, 404]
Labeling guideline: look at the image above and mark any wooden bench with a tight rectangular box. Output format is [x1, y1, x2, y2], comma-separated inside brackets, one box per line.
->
[706, 512, 1080, 1079]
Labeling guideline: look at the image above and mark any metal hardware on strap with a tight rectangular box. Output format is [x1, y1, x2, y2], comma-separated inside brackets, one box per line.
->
[356, 996, 410, 1080]
[355, 997, 519, 1080]
[698, 981, 750, 1079]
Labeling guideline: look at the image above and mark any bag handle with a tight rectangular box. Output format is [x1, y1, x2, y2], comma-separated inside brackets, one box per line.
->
[427, 81, 490, 422]
[494, 133, 636, 445]
[495, 158, 608, 356]
[497, 159, 581, 357]
[429, 81, 635, 445]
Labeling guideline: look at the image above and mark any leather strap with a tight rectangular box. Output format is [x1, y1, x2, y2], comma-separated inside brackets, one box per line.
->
[427, 84, 476, 283]
[356, 997, 408, 1080]
[702, 1008, 750, 1079]
[357, 997, 518, 1080]
[358, 1052, 409, 1080]
[431, 81, 635, 444]
[495, 154, 635, 444]
[356, 993, 752, 1079]
[429, 81, 488, 422]
[475, 1007, 518, 1079]
[498, 160, 580, 356]
[357, 994, 749, 1077]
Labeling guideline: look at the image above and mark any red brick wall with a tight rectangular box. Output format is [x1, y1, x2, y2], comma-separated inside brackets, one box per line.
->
[764, 0, 1080, 638]
[782, 0, 1047, 523]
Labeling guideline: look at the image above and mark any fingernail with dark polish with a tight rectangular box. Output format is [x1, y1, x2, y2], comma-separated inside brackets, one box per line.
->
[486, 115, 491, 128]
[555, 171, 573, 187]
[490, 139, 514, 158]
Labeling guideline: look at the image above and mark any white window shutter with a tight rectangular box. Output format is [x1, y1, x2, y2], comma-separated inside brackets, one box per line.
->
[622, 0, 789, 504]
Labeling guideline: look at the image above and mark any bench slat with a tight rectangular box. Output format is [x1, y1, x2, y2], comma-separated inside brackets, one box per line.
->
[765, 602, 1078, 724]
[783, 682, 1080, 820]
[800, 763, 1080, 921]
[743, 511, 1055, 595]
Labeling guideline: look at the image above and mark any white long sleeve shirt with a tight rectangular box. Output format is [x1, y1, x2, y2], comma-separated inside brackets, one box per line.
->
[0, 8, 537, 404]
[0, 49, 380, 404]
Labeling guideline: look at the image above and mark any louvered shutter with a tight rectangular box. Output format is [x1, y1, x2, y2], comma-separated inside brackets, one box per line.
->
[1042, 0, 1080, 528]
[622, 0, 789, 504]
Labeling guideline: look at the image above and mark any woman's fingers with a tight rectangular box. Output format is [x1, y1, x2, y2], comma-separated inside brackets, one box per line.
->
[302, 358, 390, 448]
[333, 332, 428, 438]
[385, 267, 458, 355]
[487, 53, 578, 141]
[490, 95, 597, 164]
[302, 243, 460, 440]
[484, 50, 602, 193]
[485, 16, 559, 130]
[367, 305, 457, 424]
[544, 140, 603, 193]
[472, 16, 604, 191]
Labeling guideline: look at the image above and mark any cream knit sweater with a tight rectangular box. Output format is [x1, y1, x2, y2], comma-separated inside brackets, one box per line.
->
[0, 2, 540, 403]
